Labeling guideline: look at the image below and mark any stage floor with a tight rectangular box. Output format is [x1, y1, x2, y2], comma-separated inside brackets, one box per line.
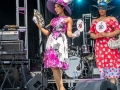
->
[48, 78, 120, 90]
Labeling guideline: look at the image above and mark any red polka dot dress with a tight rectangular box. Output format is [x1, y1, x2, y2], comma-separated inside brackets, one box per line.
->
[89, 19, 120, 78]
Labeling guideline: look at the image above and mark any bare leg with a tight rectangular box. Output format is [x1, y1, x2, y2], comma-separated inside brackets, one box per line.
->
[53, 76, 59, 90]
[110, 78, 116, 84]
[51, 67, 65, 90]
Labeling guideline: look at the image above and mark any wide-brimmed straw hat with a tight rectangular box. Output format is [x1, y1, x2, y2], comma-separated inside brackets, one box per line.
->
[89, 0, 116, 14]
[46, 0, 72, 15]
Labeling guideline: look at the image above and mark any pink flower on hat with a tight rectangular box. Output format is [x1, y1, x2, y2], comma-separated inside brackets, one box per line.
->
[47, 0, 72, 15]
[56, 0, 68, 6]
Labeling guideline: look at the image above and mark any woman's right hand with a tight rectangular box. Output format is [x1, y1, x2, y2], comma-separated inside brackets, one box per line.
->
[32, 16, 38, 24]
[96, 33, 104, 38]
[32, 16, 42, 29]
[33, 16, 50, 36]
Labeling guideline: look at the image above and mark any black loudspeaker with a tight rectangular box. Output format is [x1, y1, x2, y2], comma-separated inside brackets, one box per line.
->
[75, 79, 117, 90]
[27, 74, 48, 90]
[0, 40, 23, 51]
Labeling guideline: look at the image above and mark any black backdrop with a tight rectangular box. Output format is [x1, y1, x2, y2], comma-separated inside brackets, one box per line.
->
[23, 0, 54, 58]
[0, 0, 16, 28]
[0, 0, 120, 58]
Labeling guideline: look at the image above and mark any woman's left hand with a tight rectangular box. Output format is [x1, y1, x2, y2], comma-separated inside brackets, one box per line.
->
[72, 30, 81, 39]
[100, 32, 109, 37]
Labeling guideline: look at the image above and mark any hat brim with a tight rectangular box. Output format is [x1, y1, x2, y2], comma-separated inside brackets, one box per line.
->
[92, 5, 116, 10]
[89, 5, 116, 16]
[46, 0, 71, 15]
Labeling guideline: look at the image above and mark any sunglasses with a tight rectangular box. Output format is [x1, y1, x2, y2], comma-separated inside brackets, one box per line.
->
[98, 6, 107, 10]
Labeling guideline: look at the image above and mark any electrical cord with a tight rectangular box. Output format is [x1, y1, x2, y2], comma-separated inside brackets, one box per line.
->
[0, 29, 4, 51]
[0, 29, 4, 89]
[37, 36, 49, 90]
[16, 52, 29, 90]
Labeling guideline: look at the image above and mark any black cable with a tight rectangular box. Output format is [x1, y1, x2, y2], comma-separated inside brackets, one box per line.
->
[14, 53, 23, 90]
[16, 48, 30, 90]
[38, 37, 49, 90]
[0, 29, 4, 51]
[0, 29, 4, 89]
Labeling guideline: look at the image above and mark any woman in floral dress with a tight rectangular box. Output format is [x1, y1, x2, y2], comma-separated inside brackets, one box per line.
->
[33, 0, 81, 90]
[89, 0, 120, 84]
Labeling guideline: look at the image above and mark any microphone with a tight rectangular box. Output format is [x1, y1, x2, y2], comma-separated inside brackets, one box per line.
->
[45, 24, 51, 29]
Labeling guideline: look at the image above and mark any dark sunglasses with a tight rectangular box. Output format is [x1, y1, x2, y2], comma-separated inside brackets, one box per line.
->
[98, 6, 107, 10]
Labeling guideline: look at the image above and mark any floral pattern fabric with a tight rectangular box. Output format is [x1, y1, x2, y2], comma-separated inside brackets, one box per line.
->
[44, 16, 69, 70]
[89, 19, 120, 78]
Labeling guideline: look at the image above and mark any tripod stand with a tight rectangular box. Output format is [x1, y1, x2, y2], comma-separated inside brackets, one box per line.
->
[0, 53, 28, 90]
[0, 56, 15, 90]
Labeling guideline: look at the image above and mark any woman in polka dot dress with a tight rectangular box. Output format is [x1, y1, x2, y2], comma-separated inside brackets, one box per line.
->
[89, 0, 120, 84]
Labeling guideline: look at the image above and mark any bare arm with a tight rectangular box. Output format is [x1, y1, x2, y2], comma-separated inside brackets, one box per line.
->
[36, 23, 50, 36]
[106, 30, 120, 37]
[66, 17, 73, 37]
[90, 19, 97, 39]
[33, 16, 50, 36]
[101, 17, 120, 37]
[106, 17, 119, 37]
[90, 19, 103, 39]
[90, 33, 99, 39]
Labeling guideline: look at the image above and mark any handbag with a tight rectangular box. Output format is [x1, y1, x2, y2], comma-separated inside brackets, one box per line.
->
[108, 34, 120, 49]
[34, 9, 45, 28]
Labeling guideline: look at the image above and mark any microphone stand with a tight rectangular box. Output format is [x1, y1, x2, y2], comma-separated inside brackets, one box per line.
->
[35, 32, 44, 89]
[38, 35, 48, 90]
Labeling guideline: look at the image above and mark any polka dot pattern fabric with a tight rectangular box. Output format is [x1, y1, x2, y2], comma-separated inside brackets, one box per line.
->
[89, 19, 120, 78]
